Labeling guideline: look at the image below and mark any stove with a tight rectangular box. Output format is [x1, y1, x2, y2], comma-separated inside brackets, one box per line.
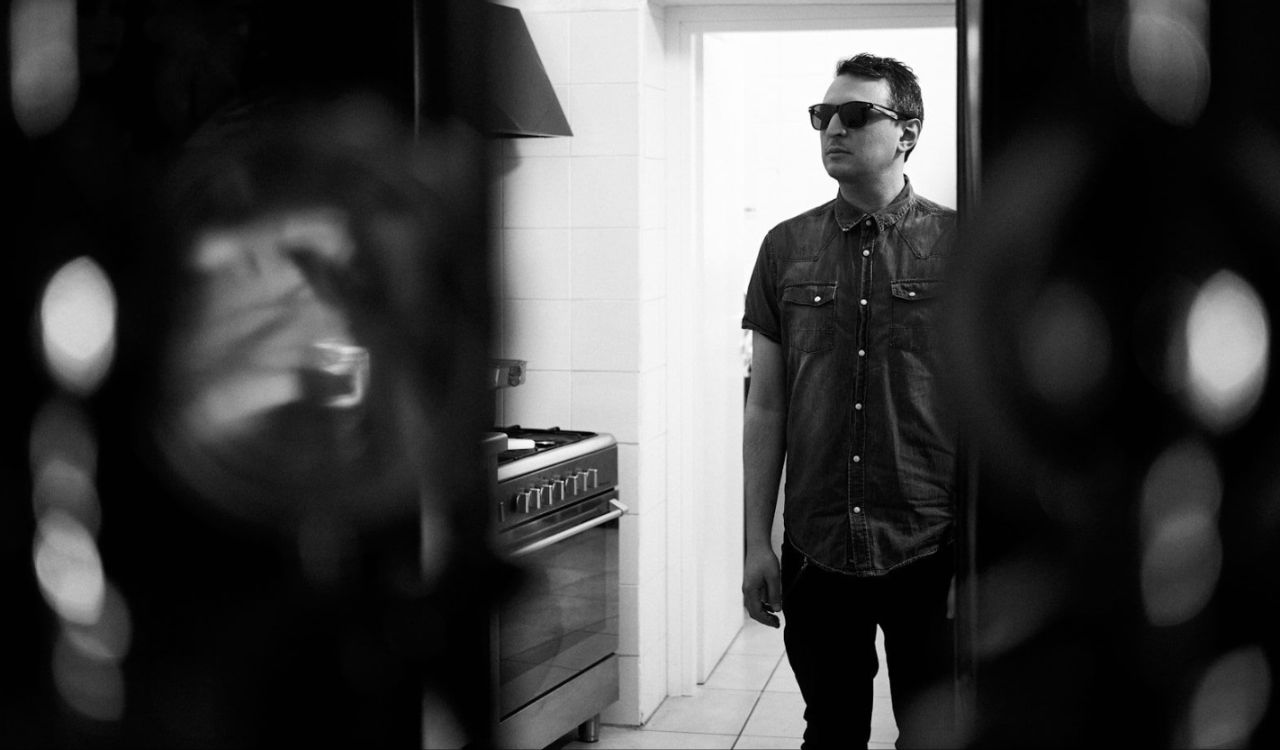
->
[492, 426, 619, 531]
[488, 425, 622, 748]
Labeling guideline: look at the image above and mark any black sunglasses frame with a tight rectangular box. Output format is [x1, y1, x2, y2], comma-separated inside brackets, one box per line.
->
[808, 101, 911, 131]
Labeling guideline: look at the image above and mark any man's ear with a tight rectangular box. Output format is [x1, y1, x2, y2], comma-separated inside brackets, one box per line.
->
[898, 119, 921, 156]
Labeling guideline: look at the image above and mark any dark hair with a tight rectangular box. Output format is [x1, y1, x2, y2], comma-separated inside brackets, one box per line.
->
[834, 53, 923, 160]
[835, 53, 924, 123]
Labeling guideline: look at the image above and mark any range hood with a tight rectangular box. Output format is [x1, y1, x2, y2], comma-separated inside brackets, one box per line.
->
[487, 4, 573, 138]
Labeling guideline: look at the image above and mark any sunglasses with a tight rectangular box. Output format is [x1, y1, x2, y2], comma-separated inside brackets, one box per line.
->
[808, 101, 910, 131]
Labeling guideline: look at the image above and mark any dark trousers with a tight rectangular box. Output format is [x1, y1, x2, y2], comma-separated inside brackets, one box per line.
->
[781, 540, 956, 749]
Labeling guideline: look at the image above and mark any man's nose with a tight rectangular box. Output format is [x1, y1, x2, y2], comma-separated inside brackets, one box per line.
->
[824, 112, 846, 136]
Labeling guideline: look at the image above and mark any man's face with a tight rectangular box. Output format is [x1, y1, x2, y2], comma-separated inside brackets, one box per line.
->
[818, 75, 911, 184]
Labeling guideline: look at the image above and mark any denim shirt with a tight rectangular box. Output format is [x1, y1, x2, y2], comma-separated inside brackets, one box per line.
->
[742, 178, 957, 575]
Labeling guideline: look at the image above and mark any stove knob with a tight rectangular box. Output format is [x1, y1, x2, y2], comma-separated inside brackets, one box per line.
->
[531, 485, 546, 510]
[516, 489, 533, 514]
[551, 478, 566, 503]
[586, 468, 598, 489]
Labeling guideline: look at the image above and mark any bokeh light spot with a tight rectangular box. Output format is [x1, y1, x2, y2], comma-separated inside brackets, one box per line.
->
[1184, 270, 1269, 432]
[1139, 439, 1222, 627]
[1186, 646, 1272, 748]
[1124, 0, 1210, 127]
[34, 510, 105, 625]
[40, 257, 117, 396]
[64, 582, 132, 663]
[10, 0, 79, 137]
[52, 632, 125, 722]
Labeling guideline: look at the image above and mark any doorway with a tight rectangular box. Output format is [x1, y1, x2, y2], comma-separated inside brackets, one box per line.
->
[663, 3, 958, 697]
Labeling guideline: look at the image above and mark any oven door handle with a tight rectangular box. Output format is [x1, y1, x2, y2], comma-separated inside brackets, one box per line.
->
[509, 499, 628, 558]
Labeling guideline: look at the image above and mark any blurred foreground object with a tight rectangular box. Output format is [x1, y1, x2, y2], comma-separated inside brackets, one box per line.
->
[952, 1, 1280, 746]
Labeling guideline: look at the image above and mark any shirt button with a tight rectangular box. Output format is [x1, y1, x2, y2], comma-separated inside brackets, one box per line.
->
[813, 295, 821, 302]
[862, 249, 870, 256]
[908, 291, 917, 297]
[865, 219, 873, 227]
[853, 506, 862, 514]
[855, 403, 863, 410]
[853, 455, 861, 463]
[858, 349, 865, 356]
[859, 298, 867, 306]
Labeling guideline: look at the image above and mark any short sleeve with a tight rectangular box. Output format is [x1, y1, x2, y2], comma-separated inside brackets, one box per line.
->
[742, 232, 780, 343]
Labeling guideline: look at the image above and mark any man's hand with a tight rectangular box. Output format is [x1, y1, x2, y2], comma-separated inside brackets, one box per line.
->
[743, 546, 783, 628]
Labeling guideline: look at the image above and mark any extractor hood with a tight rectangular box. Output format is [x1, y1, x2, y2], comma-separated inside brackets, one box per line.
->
[487, 4, 573, 138]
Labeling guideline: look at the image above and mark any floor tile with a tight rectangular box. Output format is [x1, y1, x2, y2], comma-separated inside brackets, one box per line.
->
[703, 653, 783, 692]
[733, 735, 801, 749]
[644, 688, 759, 735]
[725, 619, 786, 656]
[741, 691, 806, 739]
[560, 725, 737, 749]
[763, 657, 800, 693]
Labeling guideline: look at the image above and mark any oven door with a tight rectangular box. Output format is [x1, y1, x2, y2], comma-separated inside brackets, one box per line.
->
[496, 490, 623, 720]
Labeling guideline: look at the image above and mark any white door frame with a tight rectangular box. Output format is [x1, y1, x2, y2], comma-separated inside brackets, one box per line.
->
[662, 1, 957, 696]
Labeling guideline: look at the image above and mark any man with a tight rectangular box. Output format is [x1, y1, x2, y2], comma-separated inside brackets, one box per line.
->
[741, 53, 958, 749]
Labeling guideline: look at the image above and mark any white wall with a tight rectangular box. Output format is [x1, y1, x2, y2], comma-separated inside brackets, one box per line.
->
[491, 0, 671, 726]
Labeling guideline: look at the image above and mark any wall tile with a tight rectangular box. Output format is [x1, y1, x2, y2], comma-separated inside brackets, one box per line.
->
[640, 157, 665, 229]
[502, 228, 572, 300]
[619, 507, 639, 586]
[503, 369, 571, 428]
[572, 371, 638, 442]
[502, 299, 571, 369]
[569, 83, 640, 157]
[642, 84, 666, 159]
[570, 11, 639, 84]
[637, 434, 667, 511]
[572, 299, 639, 371]
[637, 635, 668, 723]
[571, 155, 639, 228]
[637, 501, 668, 588]
[638, 366, 667, 441]
[502, 156, 571, 228]
[617, 442, 639, 510]
[639, 297, 666, 372]
[639, 228, 666, 301]
[572, 227, 640, 299]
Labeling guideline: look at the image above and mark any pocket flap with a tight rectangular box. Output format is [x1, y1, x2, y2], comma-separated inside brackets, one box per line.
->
[782, 283, 837, 307]
[890, 279, 942, 301]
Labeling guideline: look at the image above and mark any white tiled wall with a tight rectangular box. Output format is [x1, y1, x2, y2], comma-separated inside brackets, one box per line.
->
[493, 0, 669, 727]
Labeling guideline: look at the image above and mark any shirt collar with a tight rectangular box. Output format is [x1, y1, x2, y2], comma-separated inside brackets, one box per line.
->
[833, 175, 915, 232]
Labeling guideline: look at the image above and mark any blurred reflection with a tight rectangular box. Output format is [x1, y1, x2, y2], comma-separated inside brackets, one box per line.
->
[150, 94, 442, 534]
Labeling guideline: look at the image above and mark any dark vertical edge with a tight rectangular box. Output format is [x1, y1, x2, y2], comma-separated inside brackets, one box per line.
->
[952, 0, 981, 741]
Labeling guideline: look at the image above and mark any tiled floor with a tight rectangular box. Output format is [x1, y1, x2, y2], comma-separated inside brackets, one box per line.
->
[555, 620, 898, 750]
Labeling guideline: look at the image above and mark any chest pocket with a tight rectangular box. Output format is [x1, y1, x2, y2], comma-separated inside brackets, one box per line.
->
[889, 279, 942, 352]
[782, 282, 837, 353]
